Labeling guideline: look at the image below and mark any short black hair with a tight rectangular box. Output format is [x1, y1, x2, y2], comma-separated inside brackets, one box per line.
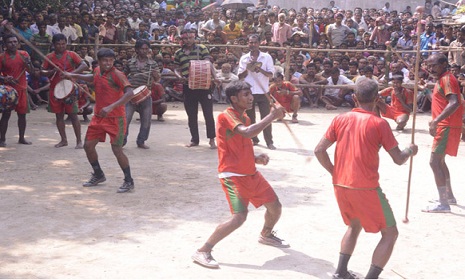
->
[52, 33, 67, 43]
[97, 48, 116, 59]
[225, 80, 252, 103]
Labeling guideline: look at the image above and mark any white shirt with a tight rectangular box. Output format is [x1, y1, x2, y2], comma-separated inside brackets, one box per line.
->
[324, 75, 354, 97]
[238, 51, 275, 94]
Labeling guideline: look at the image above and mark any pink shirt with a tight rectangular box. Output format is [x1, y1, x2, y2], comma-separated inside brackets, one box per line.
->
[271, 22, 292, 46]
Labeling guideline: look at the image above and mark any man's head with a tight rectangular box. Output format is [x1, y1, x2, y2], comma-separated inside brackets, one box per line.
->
[354, 77, 378, 104]
[97, 48, 116, 72]
[225, 80, 253, 106]
[427, 53, 448, 78]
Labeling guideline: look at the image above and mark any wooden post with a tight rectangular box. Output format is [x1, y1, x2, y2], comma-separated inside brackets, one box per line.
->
[284, 45, 291, 81]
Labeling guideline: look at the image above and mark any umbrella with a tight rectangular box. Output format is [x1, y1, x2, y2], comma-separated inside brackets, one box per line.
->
[221, 0, 255, 10]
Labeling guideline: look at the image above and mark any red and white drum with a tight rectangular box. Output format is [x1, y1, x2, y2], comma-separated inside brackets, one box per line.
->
[0, 85, 18, 112]
[54, 79, 76, 100]
[188, 60, 212, 90]
[131, 85, 151, 105]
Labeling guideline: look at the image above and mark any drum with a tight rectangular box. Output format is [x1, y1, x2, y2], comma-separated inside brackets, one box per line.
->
[131, 85, 151, 105]
[188, 60, 212, 90]
[54, 80, 76, 100]
[0, 85, 18, 112]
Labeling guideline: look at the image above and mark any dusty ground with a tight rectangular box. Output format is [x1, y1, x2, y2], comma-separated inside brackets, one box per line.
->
[1, 102, 465, 279]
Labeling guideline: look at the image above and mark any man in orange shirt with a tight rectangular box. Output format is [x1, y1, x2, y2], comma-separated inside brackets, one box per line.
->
[376, 72, 413, 130]
[0, 34, 34, 147]
[423, 53, 464, 213]
[191, 80, 288, 269]
[315, 77, 418, 279]
[269, 72, 303, 123]
[63, 48, 136, 193]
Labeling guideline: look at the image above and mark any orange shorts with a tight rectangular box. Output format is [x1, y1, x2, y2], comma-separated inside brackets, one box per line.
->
[381, 105, 409, 120]
[334, 186, 396, 233]
[220, 172, 278, 214]
[15, 89, 30, 114]
[432, 126, 461, 156]
[85, 116, 126, 146]
[48, 88, 78, 114]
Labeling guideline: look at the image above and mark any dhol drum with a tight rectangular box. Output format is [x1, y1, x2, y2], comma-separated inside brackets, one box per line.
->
[131, 85, 151, 105]
[54, 80, 77, 104]
[0, 85, 18, 112]
[188, 60, 212, 90]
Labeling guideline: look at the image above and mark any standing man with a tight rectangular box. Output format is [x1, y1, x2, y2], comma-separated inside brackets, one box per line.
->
[423, 53, 464, 213]
[42, 33, 88, 148]
[191, 81, 289, 269]
[0, 34, 34, 147]
[174, 29, 217, 148]
[314, 77, 418, 279]
[271, 13, 292, 46]
[124, 39, 159, 149]
[238, 34, 275, 149]
[63, 48, 135, 193]
[327, 13, 351, 48]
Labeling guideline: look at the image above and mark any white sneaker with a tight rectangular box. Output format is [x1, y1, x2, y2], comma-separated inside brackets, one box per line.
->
[191, 250, 219, 269]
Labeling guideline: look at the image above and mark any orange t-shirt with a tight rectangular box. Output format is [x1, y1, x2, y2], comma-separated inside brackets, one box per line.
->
[432, 71, 463, 128]
[217, 107, 256, 175]
[43, 50, 84, 89]
[0, 50, 29, 92]
[93, 66, 131, 118]
[325, 108, 398, 189]
[379, 86, 413, 114]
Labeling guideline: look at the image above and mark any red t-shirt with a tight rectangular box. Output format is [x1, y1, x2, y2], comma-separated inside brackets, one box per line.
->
[269, 81, 298, 112]
[325, 108, 398, 189]
[432, 71, 463, 128]
[379, 86, 413, 114]
[93, 66, 131, 118]
[217, 107, 256, 175]
[43, 50, 84, 88]
[0, 50, 29, 93]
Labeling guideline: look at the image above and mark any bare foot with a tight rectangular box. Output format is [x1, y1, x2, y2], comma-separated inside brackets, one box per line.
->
[18, 139, 32, 145]
[292, 117, 299, 123]
[137, 143, 150, 149]
[209, 139, 217, 149]
[75, 142, 84, 149]
[185, 142, 199, 147]
[55, 141, 68, 148]
[325, 104, 338, 110]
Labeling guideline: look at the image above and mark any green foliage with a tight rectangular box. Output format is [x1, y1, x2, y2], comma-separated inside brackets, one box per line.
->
[457, 5, 465, 15]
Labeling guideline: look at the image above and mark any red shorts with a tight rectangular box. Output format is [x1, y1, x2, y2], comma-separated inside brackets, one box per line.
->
[85, 116, 126, 146]
[381, 105, 409, 120]
[432, 126, 461, 156]
[48, 88, 78, 114]
[15, 89, 29, 114]
[220, 172, 278, 214]
[334, 186, 396, 233]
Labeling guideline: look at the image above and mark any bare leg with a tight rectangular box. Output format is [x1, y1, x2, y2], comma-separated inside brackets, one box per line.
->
[55, 113, 68, 148]
[291, 95, 301, 123]
[198, 212, 248, 252]
[69, 113, 83, 149]
[261, 199, 282, 237]
[17, 113, 32, 144]
[0, 110, 12, 146]
[370, 226, 398, 269]
[111, 144, 130, 170]
[395, 114, 409, 130]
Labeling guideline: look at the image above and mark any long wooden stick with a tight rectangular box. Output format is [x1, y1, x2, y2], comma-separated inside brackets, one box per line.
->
[403, 7, 423, 224]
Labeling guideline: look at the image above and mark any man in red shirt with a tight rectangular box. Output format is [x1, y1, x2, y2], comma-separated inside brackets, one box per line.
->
[191, 81, 288, 269]
[376, 72, 413, 130]
[63, 48, 136, 193]
[269, 72, 303, 123]
[315, 77, 418, 279]
[42, 33, 89, 148]
[423, 53, 464, 213]
[0, 34, 34, 147]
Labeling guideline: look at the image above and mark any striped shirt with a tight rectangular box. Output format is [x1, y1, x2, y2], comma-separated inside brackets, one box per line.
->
[174, 44, 211, 78]
[125, 57, 159, 88]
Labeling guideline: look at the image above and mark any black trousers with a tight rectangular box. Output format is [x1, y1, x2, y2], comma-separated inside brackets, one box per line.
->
[183, 85, 216, 144]
[246, 94, 273, 145]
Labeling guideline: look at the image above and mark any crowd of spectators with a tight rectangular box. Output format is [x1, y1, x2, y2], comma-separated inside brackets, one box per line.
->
[1, 0, 465, 110]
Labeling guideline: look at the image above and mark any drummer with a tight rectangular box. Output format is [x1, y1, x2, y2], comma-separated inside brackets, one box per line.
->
[0, 34, 34, 147]
[124, 39, 159, 149]
[41, 33, 89, 149]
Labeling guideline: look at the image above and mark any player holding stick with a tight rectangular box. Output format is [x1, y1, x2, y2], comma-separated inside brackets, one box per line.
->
[314, 77, 418, 279]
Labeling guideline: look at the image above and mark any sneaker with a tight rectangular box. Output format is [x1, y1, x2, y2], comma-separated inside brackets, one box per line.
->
[332, 271, 357, 279]
[258, 231, 290, 248]
[428, 198, 457, 205]
[117, 180, 135, 193]
[83, 173, 106, 187]
[421, 203, 451, 213]
[191, 250, 219, 269]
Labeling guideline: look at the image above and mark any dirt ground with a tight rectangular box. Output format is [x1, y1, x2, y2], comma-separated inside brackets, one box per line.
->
[1, 102, 465, 279]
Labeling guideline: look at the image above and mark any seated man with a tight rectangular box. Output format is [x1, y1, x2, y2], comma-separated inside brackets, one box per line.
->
[299, 63, 328, 108]
[321, 67, 355, 110]
[376, 72, 413, 130]
[76, 82, 93, 122]
[269, 72, 303, 123]
[27, 63, 50, 107]
[215, 63, 239, 103]
[151, 80, 168, 121]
